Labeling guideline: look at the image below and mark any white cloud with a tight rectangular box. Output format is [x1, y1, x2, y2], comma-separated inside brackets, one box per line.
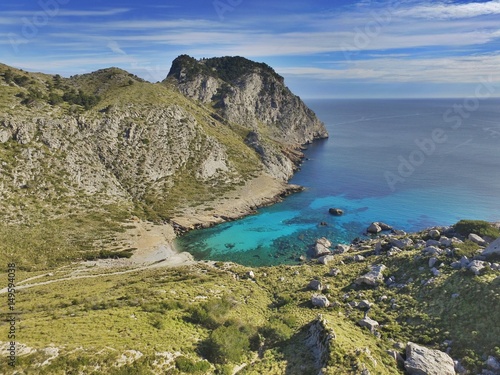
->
[278, 53, 500, 83]
[395, 0, 500, 19]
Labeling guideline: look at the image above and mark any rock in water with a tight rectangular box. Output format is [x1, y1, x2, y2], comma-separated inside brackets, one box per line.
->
[404, 342, 455, 375]
[355, 265, 386, 287]
[483, 237, 500, 258]
[328, 208, 344, 216]
[367, 222, 382, 234]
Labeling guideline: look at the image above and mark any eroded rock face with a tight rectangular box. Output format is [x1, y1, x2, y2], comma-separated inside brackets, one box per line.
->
[166, 55, 328, 181]
[404, 342, 455, 375]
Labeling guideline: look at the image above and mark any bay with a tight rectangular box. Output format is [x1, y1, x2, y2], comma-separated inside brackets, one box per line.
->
[176, 98, 500, 266]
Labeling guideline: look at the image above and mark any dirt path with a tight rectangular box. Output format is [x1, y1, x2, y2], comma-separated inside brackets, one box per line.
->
[0, 221, 196, 294]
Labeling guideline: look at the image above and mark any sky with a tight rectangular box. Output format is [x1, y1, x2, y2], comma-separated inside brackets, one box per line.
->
[1, 0, 500, 98]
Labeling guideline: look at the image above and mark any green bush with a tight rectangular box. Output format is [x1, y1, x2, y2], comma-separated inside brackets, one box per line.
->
[175, 356, 211, 373]
[188, 297, 233, 329]
[201, 324, 250, 364]
[454, 220, 500, 238]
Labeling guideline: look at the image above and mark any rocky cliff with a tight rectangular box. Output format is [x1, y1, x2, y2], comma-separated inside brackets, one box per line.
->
[166, 55, 328, 180]
[0, 58, 326, 225]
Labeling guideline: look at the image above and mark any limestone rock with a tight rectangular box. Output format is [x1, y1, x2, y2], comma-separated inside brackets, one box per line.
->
[367, 222, 382, 234]
[467, 260, 486, 275]
[428, 229, 441, 239]
[329, 268, 341, 277]
[311, 294, 330, 308]
[404, 342, 455, 375]
[468, 233, 487, 246]
[312, 238, 332, 258]
[391, 237, 414, 249]
[335, 244, 351, 254]
[309, 279, 322, 291]
[358, 316, 379, 332]
[355, 264, 386, 287]
[317, 255, 335, 265]
[483, 237, 500, 258]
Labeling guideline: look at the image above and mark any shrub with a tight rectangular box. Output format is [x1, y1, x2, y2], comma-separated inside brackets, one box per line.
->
[188, 297, 233, 329]
[454, 220, 500, 238]
[175, 356, 211, 374]
[201, 324, 250, 364]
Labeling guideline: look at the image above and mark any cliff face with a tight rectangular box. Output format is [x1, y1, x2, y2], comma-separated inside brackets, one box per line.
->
[166, 55, 328, 180]
[0, 57, 326, 224]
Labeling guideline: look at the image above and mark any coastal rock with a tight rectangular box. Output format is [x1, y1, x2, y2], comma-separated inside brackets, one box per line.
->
[367, 223, 382, 234]
[329, 268, 341, 277]
[328, 208, 344, 216]
[428, 229, 441, 239]
[468, 233, 487, 246]
[312, 238, 332, 258]
[483, 237, 500, 258]
[311, 294, 330, 308]
[391, 237, 414, 249]
[355, 264, 386, 287]
[309, 279, 323, 291]
[404, 342, 455, 375]
[467, 260, 486, 275]
[317, 255, 335, 265]
[423, 246, 442, 256]
[426, 239, 442, 247]
[358, 316, 379, 332]
[335, 244, 351, 254]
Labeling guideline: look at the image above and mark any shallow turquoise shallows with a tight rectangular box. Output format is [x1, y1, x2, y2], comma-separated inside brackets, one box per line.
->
[176, 98, 500, 266]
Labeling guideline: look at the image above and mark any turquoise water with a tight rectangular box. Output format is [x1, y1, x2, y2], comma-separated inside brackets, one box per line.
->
[176, 99, 500, 266]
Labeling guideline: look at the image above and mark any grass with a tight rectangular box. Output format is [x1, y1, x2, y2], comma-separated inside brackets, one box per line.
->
[1, 238, 499, 374]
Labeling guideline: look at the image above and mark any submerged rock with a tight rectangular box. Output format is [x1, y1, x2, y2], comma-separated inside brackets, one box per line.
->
[328, 208, 344, 216]
[404, 342, 455, 375]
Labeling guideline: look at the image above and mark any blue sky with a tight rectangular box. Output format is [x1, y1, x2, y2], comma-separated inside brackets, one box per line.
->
[1, 0, 500, 98]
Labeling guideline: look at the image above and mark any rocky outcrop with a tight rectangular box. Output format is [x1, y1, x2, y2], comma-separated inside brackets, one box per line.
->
[355, 265, 386, 287]
[305, 315, 336, 371]
[166, 55, 328, 180]
[404, 342, 455, 375]
[0, 57, 327, 224]
[483, 237, 500, 258]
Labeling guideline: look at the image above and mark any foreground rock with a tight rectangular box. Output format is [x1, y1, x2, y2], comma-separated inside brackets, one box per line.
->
[312, 238, 332, 258]
[404, 342, 455, 375]
[311, 294, 330, 308]
[355, 264, 386, 287]
[483, 237, 500, 258]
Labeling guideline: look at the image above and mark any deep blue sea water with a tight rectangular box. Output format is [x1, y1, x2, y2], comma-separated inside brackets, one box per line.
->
[176, 99, 500, 266]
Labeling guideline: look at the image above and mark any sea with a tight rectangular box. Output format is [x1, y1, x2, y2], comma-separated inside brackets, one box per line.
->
[176, 98, 500, 266]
